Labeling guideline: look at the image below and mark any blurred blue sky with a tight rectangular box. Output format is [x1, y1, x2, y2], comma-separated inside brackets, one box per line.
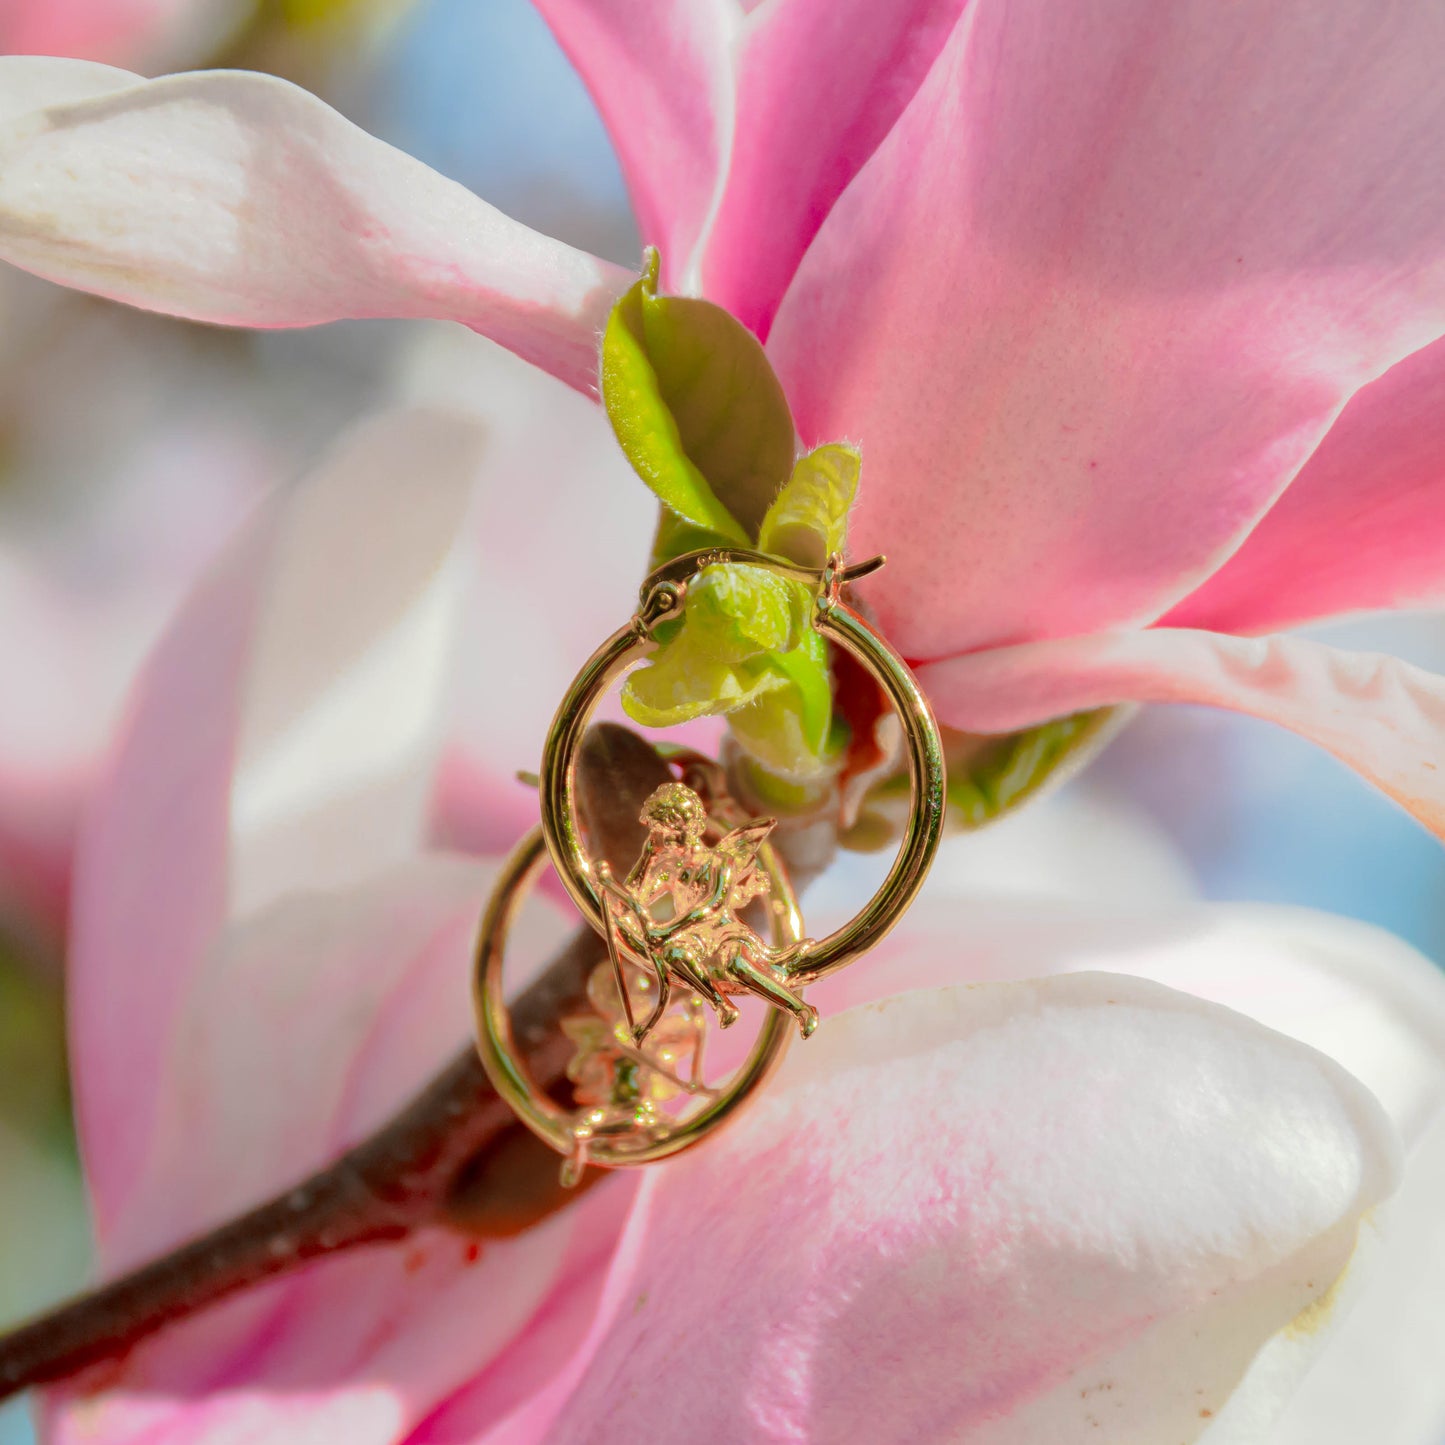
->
[370, 0, 639, 263]
[1093, 615, 1445, 963]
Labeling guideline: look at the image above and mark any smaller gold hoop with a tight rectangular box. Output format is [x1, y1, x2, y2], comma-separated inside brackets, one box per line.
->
[472, 821, 801, 1169]
[538, 549, 946, 986]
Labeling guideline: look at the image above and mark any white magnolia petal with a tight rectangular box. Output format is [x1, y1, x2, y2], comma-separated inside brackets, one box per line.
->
[812, 886, 1445, 1440]
[226, 410, 481, 917]
[110, 852, 565, 1262]
[547, 975, 1400, 1443]
[0, 57, 135, 123]
[826, 891, 1445, 1147]
[1270, 1111, 1445, 1445]
[0, 60, 629, 394]
[69, 407, 483, 1239]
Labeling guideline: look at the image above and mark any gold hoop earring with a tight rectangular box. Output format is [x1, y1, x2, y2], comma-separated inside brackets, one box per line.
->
[472, 818, 799, 1186]
[473, 549, 946, 1183]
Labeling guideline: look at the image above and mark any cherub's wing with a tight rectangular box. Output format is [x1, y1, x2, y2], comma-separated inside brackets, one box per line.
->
[715, 819, 776, 868]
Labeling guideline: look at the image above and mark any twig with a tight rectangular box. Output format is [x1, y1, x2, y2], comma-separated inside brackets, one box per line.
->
[0, 724, 671, 1401]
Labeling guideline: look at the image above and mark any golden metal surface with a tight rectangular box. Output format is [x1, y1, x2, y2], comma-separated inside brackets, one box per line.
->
[596, 781, 818, 1040]
[472, 816, 800, 1177]
[474, 547, 946, 1179]
[538, 549, 946, 985]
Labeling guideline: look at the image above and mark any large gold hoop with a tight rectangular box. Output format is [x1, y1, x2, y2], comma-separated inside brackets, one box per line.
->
[537, 549, 946, 985]
[472, 820, 801, 1169]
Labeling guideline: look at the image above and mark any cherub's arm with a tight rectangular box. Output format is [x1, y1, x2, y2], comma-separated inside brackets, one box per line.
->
[596, 863, 652, 951]
[595, 864, 632, 904]
[649, 860, 732, 942]
[625, 836, 659, 891]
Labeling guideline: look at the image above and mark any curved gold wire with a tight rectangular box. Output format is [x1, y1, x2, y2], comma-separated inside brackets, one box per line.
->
[472, 822, 800, 1168]
[538, 549, 947, 986]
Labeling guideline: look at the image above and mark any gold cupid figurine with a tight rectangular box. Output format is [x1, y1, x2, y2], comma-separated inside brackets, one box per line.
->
[596, 782, 817, 1044]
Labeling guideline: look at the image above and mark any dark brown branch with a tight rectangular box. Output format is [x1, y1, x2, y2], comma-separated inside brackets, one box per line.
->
[0, 725, 671, 1402]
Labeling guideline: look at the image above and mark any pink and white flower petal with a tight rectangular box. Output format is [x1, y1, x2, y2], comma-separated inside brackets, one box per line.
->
[767, 0, 1445, 660]
[919, 629, 1445, 838]
[0, 276, 275, 943]
[0, 0, 244, 73]
[68, 408, 484, 1244]
[45, 853, 626, 1445]
[531, 0, 735, 288]
[1166, 339, 1445, 635]
[394, 330, 653, 857]
[815, 896, 1445, 1443]
[822, 897, 1445, 1147]
[700, 0, 966, 337]
[544, 975, 1401, 1443]
[403, 1179, 655, 1445]
[0, 60, 629, 395]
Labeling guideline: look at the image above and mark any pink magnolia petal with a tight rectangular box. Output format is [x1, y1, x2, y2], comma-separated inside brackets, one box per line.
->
[0, 0, 242, 72]
[70, 409, 482, 1239]
[527, 0, 736, 288]
[101, 857, 492, 1265]
[701, 0, 965, 335]
[919, 629, 1445, 837]
[46, 855, 616, 1445]
[0, 758, 76, 942]
[767, 0, 1445, 660]
[1166, 338, 1445, 634]
[403, 1175, 652, 1445]
[0, 60, 629, 395]
[546, 975, 1399, 1442]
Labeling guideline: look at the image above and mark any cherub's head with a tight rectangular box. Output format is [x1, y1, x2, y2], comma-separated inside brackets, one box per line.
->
[639, 782, 707, 846]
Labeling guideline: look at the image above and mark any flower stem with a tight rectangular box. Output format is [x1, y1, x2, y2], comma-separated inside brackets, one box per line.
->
[0, 723, 672, 1403]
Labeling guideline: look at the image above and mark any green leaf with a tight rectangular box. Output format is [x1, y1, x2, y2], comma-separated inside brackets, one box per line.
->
[601, 249, 795, 540]
[0, 937, 75, 1154]
[727, 623, 833, 777]
[279, 0, 369, 26]
[647, 507, 740, 573]
[944, 711, 1119, 828]
[601, 253, 859, 793]
[756, 622, 832, 754]
[622, 565, 836, 780]
[622, 565, 804, 726]
[758, 443, 861, 567]
[841, 709, 1122, 849]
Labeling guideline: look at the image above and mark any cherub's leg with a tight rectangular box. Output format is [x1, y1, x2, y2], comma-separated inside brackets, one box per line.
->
[766, 937, 815, 974]
[561, 1117, 596, 1188]
[719, 922, 812, 977]
[661, 945, 739, 1029]
[633, 965, 672, 1044]
[723, 944, 818, 1038]
[685, 995, 707, 1085]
